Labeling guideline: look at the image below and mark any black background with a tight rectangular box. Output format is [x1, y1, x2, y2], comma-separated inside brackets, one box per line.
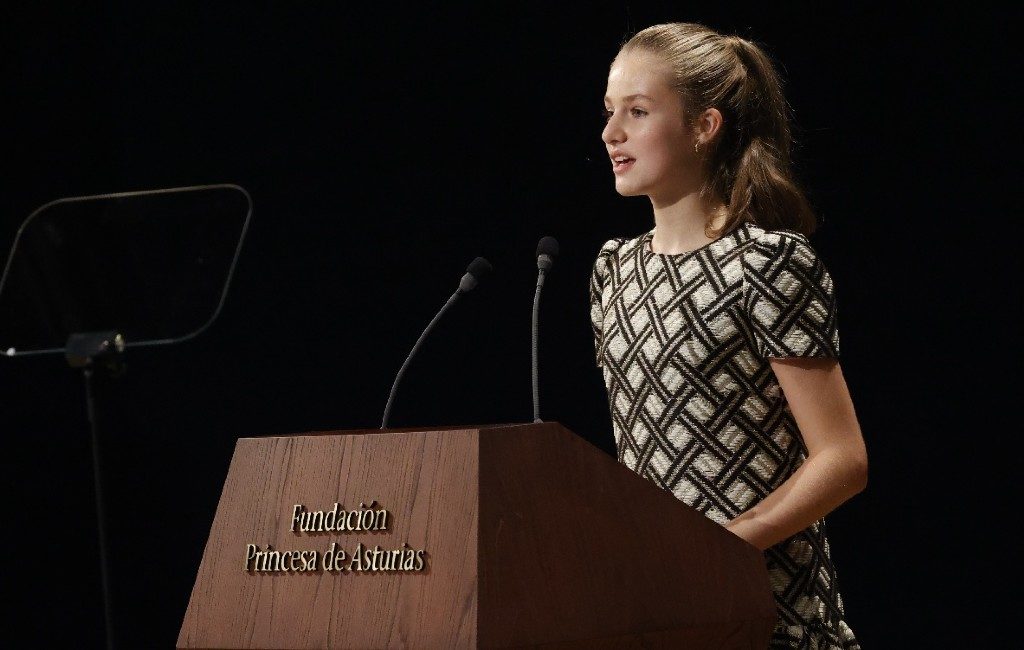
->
[3, 3, 1016, 647]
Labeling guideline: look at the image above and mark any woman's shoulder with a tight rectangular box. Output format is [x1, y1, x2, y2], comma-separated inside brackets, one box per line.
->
[740, 222, 811, 249]
[595, 230, 649, 261]
[592, 232, 647, 285]
[739, 223, 822, 267]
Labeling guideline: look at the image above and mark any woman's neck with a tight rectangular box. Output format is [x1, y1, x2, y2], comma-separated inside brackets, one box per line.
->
[649, 190, 728, 255]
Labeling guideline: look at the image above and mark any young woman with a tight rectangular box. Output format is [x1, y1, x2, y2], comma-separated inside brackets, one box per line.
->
[590, 23, 867, 649]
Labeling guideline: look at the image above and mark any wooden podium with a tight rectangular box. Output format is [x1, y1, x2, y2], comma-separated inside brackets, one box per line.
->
[177, 422, 776, 649]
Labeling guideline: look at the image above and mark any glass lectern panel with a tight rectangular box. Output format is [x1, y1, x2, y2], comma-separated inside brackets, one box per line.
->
[0, 185, 251, 356]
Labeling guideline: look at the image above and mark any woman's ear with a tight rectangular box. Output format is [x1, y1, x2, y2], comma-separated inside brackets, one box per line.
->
[696, 107, 724, 145]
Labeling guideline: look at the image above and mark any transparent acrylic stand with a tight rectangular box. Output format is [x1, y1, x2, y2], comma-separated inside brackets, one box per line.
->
[0, 184, 252, 649]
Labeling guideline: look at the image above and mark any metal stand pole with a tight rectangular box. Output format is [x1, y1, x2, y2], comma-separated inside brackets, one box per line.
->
[66, 331, 124, 650]
[84, 367, 115, 650]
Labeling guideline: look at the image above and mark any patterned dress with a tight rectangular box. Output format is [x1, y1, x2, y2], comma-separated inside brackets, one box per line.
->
[589, 221, 860, 649]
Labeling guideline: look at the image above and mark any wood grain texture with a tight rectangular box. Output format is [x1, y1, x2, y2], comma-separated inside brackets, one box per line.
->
[478, 422, 775, 648]
[178, 423, 774, 649]
[177, 429, 479, 649]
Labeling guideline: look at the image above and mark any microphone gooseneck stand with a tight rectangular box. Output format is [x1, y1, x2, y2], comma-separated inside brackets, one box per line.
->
[532, 237, 559, 423]
[66, 331, 126, 650]
[531, 272, 546, 423]
[381, 291, 459, 430]
[381, 257, 492, 429]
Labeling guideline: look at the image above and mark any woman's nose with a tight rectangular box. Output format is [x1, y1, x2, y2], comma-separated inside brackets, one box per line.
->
[602, 116, 624, 145]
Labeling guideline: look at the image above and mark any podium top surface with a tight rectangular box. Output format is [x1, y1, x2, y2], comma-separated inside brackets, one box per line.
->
[244, 421, 533, 440]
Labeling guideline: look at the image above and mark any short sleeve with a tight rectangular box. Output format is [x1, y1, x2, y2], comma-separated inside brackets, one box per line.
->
[589, 239, 622, 368]
[741, 231, 840, 360]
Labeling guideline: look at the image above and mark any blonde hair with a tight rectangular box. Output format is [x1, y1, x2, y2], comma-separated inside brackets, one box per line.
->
[619, 23, 817, 236]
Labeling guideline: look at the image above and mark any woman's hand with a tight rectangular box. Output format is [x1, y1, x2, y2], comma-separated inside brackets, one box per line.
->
[724, 357, 868, 551]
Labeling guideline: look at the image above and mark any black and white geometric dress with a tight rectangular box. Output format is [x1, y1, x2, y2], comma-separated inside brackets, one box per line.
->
[589, 221, 860, 649]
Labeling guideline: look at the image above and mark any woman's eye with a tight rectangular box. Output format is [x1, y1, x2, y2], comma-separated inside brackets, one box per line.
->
[630, 107, 648, 118]
[601, 108, 614, 122]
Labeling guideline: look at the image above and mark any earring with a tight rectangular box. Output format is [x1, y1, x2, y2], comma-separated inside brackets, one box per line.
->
[694, 140, 701, 155]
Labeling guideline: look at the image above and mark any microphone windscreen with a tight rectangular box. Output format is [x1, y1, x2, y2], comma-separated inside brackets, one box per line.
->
[536, 236, 559, 259]
[466, 256, 493, 280]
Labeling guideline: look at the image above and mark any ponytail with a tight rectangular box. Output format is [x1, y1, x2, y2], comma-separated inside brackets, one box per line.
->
[620, 24, 818, 236]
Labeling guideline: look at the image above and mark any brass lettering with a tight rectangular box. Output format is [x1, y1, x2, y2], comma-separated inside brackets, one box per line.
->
[350, 542, 365, 571]
[289, 502, 391, 534]
[244, 542, 422, 573]
[324, 542, 337, 571]
[245, 544, 258, 571]
[324, 503, 339, 531]
[245, 501, 424, 575]
[267, 546, 283, 572]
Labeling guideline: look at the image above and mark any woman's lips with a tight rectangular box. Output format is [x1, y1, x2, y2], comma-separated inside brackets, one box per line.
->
[613, 158, 635, 174]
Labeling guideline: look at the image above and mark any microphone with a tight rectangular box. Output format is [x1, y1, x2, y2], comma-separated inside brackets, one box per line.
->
[459, 256, 492, 293]
[381, 256, 492, 429]
[532, 237, 559, 423]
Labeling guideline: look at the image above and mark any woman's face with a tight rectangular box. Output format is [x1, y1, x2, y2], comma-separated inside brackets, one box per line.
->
[601, 51, 696, 202]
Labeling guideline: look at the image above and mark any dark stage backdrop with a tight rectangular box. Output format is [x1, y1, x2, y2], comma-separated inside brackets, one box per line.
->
[3, 3, 1015, 647]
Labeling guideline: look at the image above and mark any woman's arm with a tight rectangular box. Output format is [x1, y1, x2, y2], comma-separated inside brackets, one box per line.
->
[724, 357, 868, 551]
